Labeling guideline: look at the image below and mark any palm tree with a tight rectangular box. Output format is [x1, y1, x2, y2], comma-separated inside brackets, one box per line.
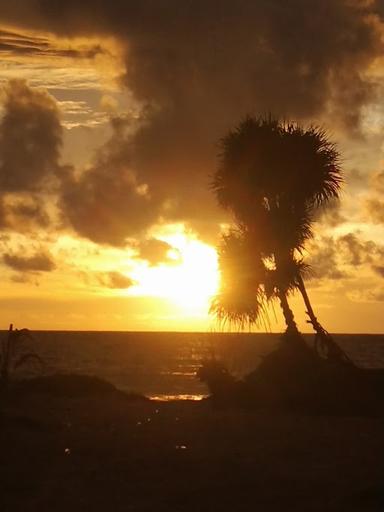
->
[211, 116, 349, 360]
[210, 228, 271, 331]
[211, 226, 307, 338]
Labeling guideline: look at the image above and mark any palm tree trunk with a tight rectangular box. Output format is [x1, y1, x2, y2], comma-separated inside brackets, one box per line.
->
[273, 252, 303, 341]
[296, 275, 321, 332]
[277, 289, 299, 336]
[296, 275, 352, 363]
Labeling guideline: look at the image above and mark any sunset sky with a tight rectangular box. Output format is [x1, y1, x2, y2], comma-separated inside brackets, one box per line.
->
[0, 1, 384, 332]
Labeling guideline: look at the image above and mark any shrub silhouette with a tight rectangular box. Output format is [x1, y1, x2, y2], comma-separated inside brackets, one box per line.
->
[0, 324, 43, 388]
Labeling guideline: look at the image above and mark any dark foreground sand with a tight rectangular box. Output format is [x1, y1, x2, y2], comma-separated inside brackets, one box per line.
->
[1, 386, 383, 512]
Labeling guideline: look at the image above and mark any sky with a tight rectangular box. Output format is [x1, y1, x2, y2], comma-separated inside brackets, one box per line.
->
[0, 0, 384, 332]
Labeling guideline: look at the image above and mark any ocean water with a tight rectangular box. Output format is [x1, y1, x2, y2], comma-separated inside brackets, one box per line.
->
[4, 331, 384, 400]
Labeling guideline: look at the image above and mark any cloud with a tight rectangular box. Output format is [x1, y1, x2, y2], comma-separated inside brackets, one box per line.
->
[364, 199, 384, 225]
[136, 238, 181, 266]
[2, 1, 383, 242]
[0, 27, 105, 59]
[364, 170, 384, 224]
[58, 100, 108, 129]
[0, 79, 62, 192]
[24, 0, 380, 125]
[373, 265, 384, 277]
[0, 193, 50, 232]
[0, 80, 64, 234]
[3, 251, 56, 272]
[97, 271, 135, 289]
[347, 287, 384, 303]
[10, 273, 35, 284]
[347, 168, 367, 188]
[307, 236, 348, 280]
[59, 115, 164, 245]
[337, 232, 379, 266]
[307, 231, 384, 280]
[370, 170, 384, 193]
[314, 199, 346, 228]
[99, 95, 118, 113]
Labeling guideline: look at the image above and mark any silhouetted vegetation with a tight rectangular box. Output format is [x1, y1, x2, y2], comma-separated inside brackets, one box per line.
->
[199, 344, 384, 416]
[0, 324, 43, 389]
[206, 115, 384, 413]
[211, 116, 349, 360]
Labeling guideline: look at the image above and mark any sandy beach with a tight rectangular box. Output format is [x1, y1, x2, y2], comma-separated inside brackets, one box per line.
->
[1, 384, 383, 512]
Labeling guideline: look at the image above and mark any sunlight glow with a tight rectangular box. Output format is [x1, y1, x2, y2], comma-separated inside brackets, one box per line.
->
[130, 234, 220, 315]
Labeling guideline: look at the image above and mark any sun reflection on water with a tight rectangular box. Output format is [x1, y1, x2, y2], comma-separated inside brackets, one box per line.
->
[150, 394, 207, 401]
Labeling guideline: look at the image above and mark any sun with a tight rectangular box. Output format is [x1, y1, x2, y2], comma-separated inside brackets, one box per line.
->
[130, 233, 220, 315]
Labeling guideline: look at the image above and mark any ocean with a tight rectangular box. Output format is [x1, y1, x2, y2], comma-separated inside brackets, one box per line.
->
[4, 331, 384, 400]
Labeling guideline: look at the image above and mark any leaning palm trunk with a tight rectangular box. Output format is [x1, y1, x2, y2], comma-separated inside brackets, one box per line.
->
[277, 289, 299, 336]
[296, 275, 353, 364]
[273, 252, 304, 340]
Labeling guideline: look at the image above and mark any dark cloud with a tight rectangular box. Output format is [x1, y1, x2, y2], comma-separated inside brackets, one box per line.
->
[136, 238, 181, 266]
[59, 116, 164, 245]
[97, 271, 135, 289]
[0, 80, 62, 234]
[16, 0, 380, 124]
[3, 251, 56, 272]
[9, 200, 49, 226]
[373, 265, 384, 277]
[2, 1, 384, 243]
[82, 2, 384, 124]
[0, 194, 50, 232]
[337, 232, 379, 266]
[0, 79, 62, 192]
[307, 236, 348, 280]
[308, 231, 384, 280]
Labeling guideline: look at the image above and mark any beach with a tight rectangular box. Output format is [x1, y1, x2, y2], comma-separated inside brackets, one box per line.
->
[1, 386, 383, 511]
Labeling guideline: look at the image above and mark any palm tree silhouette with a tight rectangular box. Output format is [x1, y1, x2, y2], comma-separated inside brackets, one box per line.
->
[212, 116, 349, 360]
[210, 228, 270, 330]
[210, 226, 306, 337]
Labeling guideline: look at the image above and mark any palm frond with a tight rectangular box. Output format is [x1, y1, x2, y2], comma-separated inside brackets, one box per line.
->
[212, 115, 343, 223]
[210, 289, 270, 330]
[210, 229, 274, 330]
